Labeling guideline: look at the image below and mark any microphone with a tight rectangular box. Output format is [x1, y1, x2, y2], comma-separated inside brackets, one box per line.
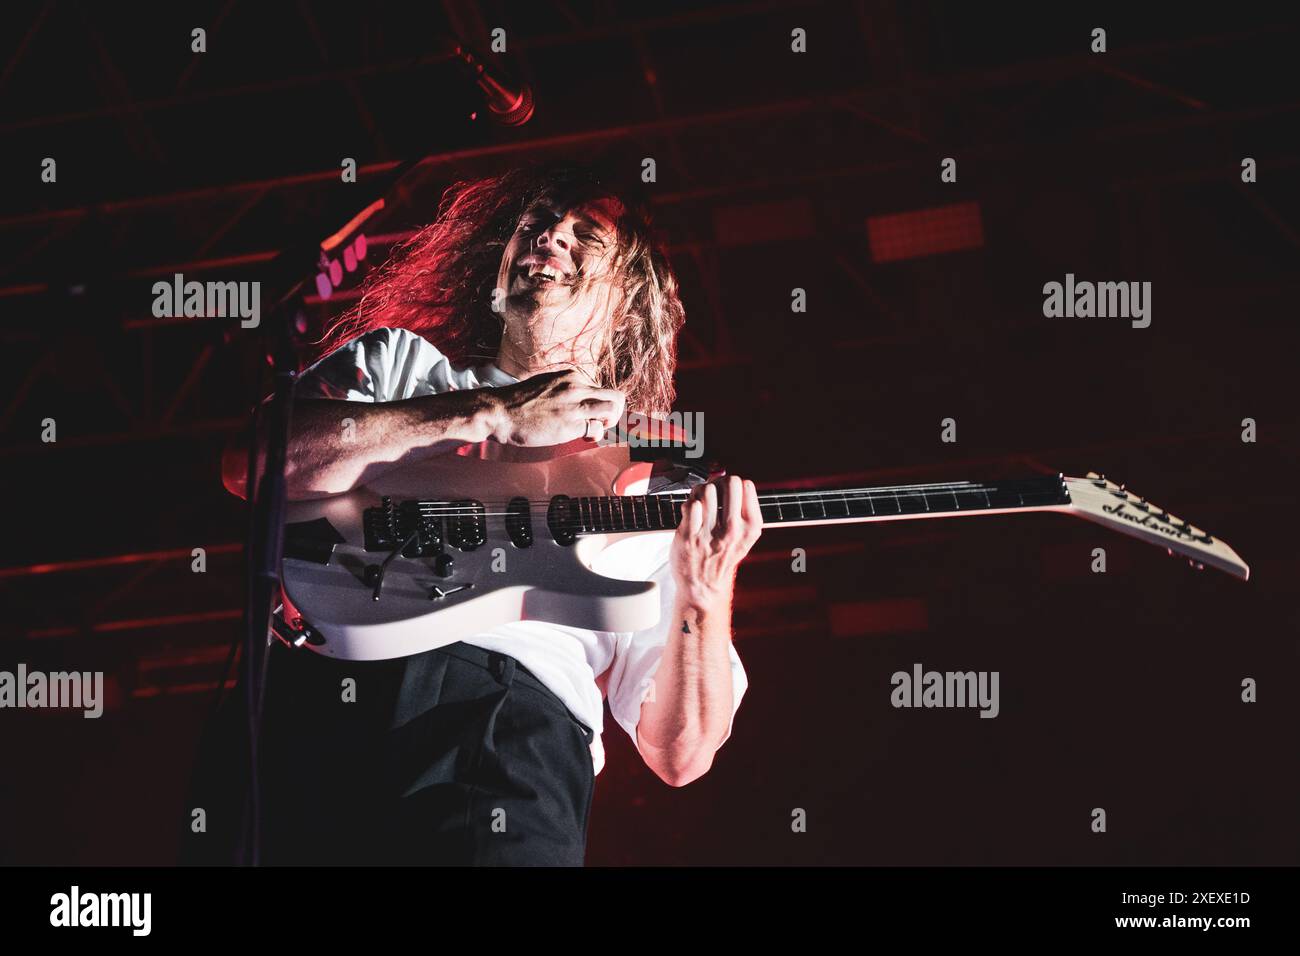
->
[450, 42, 535, 126]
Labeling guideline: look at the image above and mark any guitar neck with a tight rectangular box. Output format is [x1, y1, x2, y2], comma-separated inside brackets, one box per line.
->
[557, 476, 1071, 534]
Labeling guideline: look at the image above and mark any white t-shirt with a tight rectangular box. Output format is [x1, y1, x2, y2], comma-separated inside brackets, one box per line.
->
[295, 326, 748, 775]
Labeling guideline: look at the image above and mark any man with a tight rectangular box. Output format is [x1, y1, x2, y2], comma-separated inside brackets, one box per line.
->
[205, 163, 761, 866]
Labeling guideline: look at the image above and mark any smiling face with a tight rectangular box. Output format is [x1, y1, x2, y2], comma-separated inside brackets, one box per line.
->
[496, 195, 625, 348]
[315, 163, 680, 415]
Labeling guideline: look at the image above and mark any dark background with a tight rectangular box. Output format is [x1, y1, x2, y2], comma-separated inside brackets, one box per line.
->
[1, 0, 1296, 865]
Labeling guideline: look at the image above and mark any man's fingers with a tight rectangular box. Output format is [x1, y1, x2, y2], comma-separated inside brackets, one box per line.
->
[575, 386, 624, 404]
[723, 475, 743, 535]
[576, 399, 620, 427]
[682, 497, 703, 536]
[701, 482, 718, 534]
[676, 487, 702, 537]
[742, 479, 762, 535]
[576, 388, 626, 423]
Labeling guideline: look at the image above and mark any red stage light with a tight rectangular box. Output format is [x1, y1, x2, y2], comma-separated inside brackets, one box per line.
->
[867, 201, 984, 263]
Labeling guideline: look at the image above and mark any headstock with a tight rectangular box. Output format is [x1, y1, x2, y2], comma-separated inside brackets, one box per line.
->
[1061, 472, 1249, 580]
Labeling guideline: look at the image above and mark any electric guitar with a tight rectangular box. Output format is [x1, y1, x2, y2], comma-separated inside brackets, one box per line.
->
[278, 440, 1248, 661]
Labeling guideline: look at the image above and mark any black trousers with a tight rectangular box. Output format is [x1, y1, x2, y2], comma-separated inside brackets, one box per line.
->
[182, 641, 596, 866]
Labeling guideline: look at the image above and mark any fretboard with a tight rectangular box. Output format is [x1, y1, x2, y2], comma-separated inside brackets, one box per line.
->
[553, 476, 1071, 535]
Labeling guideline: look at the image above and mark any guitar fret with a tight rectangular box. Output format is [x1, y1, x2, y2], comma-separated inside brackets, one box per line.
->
[843, 493, 872, 517]
[534, 478, 1066, 540]
[899, 492, 926, 515]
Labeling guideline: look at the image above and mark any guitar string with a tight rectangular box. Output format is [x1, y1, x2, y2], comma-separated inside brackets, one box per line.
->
[359, 483, 1106, 536]
[301, 479, 1208, 552]
[365, 483, 1033, 519]
[360, 497, 1206, 540]
[367, 479, 1008, 510]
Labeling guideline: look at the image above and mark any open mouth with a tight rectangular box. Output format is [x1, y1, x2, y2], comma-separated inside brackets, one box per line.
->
[516, 263, 571, 288]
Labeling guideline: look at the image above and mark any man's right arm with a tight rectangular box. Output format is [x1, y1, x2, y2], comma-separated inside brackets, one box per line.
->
[221, 370, 625, 501]
[222, 390, 498, 501]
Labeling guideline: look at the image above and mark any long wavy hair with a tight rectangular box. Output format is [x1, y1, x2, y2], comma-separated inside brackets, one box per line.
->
[312, 162, 685, 416]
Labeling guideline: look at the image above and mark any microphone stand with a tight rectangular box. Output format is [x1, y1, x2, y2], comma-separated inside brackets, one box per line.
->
[233, 287, 297, 867]
[232, 36, 524, 865]
[231, 155, 427, 867]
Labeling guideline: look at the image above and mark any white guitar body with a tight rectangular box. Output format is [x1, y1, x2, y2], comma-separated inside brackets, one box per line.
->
[279, 441, 1249, 662]
[280, 442, 672, 661]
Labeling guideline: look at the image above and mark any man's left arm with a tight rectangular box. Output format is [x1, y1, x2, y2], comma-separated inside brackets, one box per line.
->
[636, 476, 762, 787]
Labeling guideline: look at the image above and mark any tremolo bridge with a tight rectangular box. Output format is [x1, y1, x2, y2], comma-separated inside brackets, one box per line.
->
[359, 496, 537, 601]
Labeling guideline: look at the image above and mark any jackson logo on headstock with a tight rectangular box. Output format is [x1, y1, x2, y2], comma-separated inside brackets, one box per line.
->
[1101, 500, 1206, 543]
